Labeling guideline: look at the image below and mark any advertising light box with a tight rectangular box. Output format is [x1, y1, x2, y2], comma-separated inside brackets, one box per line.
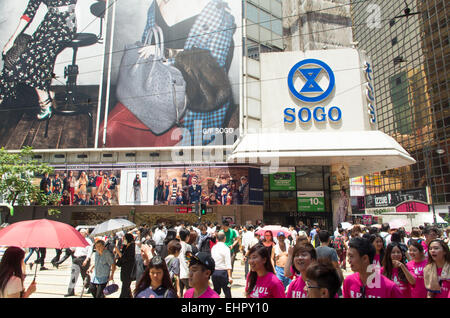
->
[269, 167, 296, 191]
[297, 191, 325, 212]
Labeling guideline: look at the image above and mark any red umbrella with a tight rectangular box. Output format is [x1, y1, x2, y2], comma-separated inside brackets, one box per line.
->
[256, 225, 291, 238]
[0, 219, 89, 281]
[0, 219, 89, 249]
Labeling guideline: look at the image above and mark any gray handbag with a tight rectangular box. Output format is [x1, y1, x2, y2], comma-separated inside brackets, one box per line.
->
[116, 26, 186, 135]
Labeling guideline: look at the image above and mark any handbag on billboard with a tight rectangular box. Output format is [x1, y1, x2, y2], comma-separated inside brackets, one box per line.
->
[2, 33, 32, 70]
[174, 48, 232, 113]
[116, 25, 187, 136]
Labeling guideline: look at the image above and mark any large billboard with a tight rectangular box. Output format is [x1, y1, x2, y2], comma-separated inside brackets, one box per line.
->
[97, 0, 242, 148]
[0, 0, 107, 149]
[0, 0, 242, 150]
[36, 164, 262, 206]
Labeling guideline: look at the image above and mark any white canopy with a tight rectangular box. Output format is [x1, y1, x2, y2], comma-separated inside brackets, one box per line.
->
[228, 131, 415, 177]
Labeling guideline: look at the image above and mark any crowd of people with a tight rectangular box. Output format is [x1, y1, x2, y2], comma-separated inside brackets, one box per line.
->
[39, 171, 120, 206]
[1, 220, 449, 298]
[154, 171, 250, 206]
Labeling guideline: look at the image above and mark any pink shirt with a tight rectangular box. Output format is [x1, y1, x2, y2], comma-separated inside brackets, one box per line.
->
[184, 287, 219, 298]
[246, 272, 286, 298]
[435, 268, 450, 299]
[286, 274, 307, 298]
[406, 260, 428, 298]
[373, 254, 382, 267]
[389, 267, 412, 298]
[343, 272, 403, 298]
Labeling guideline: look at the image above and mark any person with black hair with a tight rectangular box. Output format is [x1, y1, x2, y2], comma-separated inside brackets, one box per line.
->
[0, 247, 36, 298]
[305, 259, 341, 298]
[197, 224, 214, 255]
[407, 240, 428, 298]
[285, 243, 317, 298]
[369, 234, 385, 267]
[332, 228, 347, 270]
[343, 237, 403, 298]
[178, 228, 192, 297]
[159, 228, 179, 260]
[211, 232, 232, 298]
[134, 256, 177, 298]
[87, 240, 115, 298]
[316, 230, 343, 283]
[114, 233, 136, 298]
[423, 226, 439, 256]
[424, 239, 450, 298]
[165, 240, 182, 294]
[245, 244, 285, 298]
[184, 252, 219, 298]
[382, 242, 416, 297]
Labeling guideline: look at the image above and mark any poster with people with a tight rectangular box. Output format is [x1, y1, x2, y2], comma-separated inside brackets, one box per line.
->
[151, 166, 262, 206]
[0, 0, 107, 150]
[34, 169, 121, 206]
[97, 0, 242, 148]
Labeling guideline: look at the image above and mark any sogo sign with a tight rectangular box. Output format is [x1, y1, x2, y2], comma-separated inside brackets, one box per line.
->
[284, 59, 342, 124]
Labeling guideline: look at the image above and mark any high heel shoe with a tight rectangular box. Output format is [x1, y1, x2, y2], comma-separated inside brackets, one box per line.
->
[37, 97, 53, 120]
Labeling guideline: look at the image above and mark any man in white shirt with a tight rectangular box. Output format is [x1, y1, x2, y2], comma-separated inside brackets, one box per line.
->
[153, 224, 167, 256]
[178, 228, 192, 297]
[243, 226, 260, 278]
[211, 232, 232, 298]
[65, 229, 93, 297]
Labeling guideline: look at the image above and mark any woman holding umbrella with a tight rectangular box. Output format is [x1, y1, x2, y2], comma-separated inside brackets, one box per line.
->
[0, 247, 36, 298]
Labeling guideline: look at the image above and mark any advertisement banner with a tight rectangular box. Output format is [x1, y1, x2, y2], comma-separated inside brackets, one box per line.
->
[269, 167, 296, 191]
[0, 0, 106, 150]
[365, 188, 428, 209]
[36, 164, 262, 206]
[98, 0, 242, 148]
[297, 191, 325, 212]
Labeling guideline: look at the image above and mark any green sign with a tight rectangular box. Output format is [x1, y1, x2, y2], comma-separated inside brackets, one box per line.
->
[297, 191, 325, 212]
[269, 168, 296, 191]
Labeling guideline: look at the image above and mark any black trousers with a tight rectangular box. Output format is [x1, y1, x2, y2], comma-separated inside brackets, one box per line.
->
[119, 279, 132, 298]
[179, 278, 189, 297]
[212, 270, 232, 298]
[51, 249, 62, 264]
[90, 283, 107, 298]
[35, 248, 46, 267]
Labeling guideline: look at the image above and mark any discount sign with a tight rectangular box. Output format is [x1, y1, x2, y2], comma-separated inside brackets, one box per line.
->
[297, 191, 325, 212]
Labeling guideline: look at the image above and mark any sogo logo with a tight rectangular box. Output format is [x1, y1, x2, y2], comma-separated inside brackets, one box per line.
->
[284, 59, 342, 124]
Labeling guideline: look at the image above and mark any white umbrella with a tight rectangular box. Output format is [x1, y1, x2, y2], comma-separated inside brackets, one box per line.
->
[389, 219, 408, 229]
[340, 222, 352, 230]
[90, 219, 136, 237]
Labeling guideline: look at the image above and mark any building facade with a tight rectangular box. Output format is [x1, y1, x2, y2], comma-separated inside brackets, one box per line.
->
[0, 0, 417, 230]
[351, 0, 449, 221]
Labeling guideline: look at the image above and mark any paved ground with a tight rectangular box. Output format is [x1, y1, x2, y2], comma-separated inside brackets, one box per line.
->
[24, 249, 352, 298]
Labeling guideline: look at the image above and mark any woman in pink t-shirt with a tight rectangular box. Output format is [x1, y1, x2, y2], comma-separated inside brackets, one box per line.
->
[246, 244, 286, 298]
[424, 240, 450, 298]
[382, 242, 416, 298]
[406, 240, 428, 298]
[285, 243, 317, 298]
[370, 234, 385, 268]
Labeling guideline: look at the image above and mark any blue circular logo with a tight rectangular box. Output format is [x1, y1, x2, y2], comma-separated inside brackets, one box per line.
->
[287, 59, 335, 103]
